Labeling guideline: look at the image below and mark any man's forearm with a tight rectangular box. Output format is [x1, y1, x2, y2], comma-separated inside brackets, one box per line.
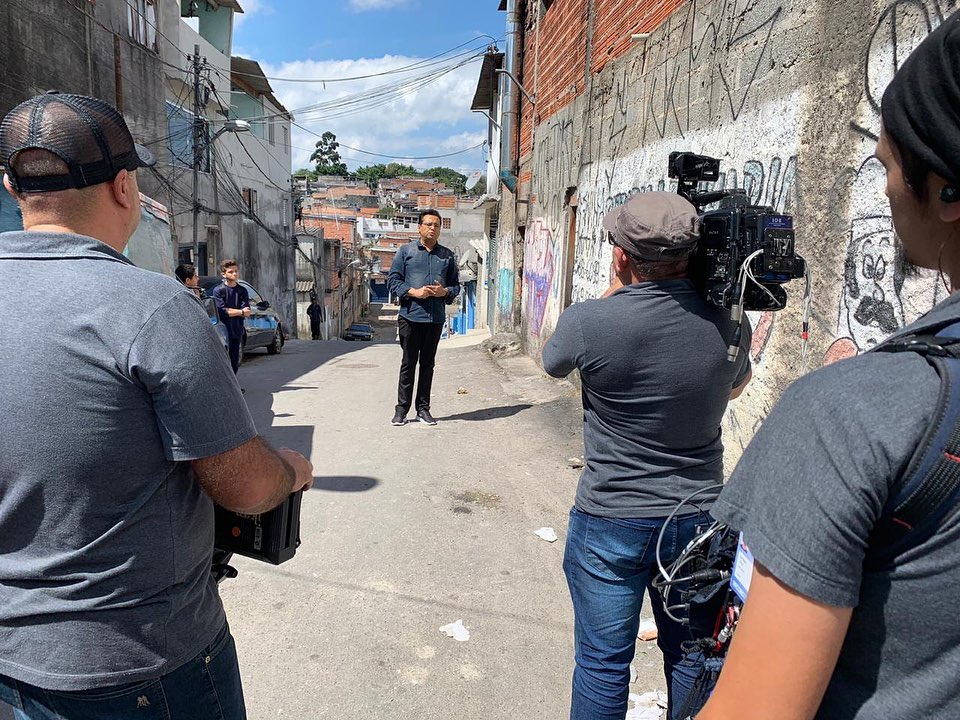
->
[193, 436, 297, 514]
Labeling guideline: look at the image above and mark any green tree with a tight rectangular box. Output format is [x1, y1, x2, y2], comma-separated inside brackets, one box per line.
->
[293, 168, 318, 180]
[423, 166, 467, 191]
[310, 131, 348, 176]
[355, 163, 387, 189]
[383, 162, 418, 178]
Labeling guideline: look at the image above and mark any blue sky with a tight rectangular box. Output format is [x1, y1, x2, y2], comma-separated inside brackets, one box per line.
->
[232, 0, 506, 175]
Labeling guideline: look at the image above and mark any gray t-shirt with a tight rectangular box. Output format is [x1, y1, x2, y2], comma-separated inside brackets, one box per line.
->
[542, 280, 750, 518]
[0, 231, 257, 690]
[712, 293, 960, 719]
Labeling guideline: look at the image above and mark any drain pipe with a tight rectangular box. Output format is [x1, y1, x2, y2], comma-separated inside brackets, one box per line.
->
[499, 0, 520, 192]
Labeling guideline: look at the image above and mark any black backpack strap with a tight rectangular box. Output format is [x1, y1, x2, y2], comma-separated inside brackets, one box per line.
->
[869, 320, 960, 565]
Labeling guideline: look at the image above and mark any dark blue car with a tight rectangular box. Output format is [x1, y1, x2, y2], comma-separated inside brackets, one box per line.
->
[200, 277, 286, 359]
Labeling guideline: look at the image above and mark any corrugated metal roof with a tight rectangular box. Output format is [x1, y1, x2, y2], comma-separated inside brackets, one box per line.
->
[214, 0, 244, 12]
[231, 56, 290, 117]
[295, 280, 315, 293]
[471, 52, 504, 112]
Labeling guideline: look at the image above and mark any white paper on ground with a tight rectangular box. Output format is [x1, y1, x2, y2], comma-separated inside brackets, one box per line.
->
[534, 527, 558, 543]
[439, 619, 470, 642]
[637, 616, 658, 640]
[626, 691, 668, 719]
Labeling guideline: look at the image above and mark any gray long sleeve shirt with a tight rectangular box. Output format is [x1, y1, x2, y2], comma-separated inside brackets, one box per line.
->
[388, 240, 460, 324]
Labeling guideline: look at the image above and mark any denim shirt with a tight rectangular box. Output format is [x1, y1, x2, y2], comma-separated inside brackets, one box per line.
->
[388, 240, 460, 324]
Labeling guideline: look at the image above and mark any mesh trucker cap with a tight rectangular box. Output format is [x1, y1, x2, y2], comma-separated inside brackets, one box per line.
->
[602, 192, 700, 262]
[0, 91, 155, 193]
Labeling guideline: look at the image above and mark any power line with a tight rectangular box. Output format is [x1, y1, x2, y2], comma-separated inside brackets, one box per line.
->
[228, 36, 500, 84]
[292, 123, 486, 160]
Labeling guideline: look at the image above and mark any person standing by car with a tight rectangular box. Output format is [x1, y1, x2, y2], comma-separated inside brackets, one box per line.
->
[0, 91, 313, 719]
[212, 258, 250, 374]
[307, 294, 324, 340]
[175, 262, 202, 298]
[387, 209, 460, 426]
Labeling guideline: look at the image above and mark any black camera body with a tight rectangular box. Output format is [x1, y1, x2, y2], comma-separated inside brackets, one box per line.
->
[668, 152, 805, 312]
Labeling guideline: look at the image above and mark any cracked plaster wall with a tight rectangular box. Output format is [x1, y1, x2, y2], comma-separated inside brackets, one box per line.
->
[502, 0, 960, 461]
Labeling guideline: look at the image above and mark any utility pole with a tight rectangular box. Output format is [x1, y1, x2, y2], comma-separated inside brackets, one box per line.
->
[191, 44, 204, 273]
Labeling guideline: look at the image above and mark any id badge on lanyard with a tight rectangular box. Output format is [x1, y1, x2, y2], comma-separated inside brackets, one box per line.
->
[730, 532, 755, 602]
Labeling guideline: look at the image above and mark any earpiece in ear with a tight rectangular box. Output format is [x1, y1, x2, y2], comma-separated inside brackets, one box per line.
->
[941, 186, 960, 203]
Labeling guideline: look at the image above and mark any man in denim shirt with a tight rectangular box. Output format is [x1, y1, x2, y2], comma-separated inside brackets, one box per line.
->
[387, 209, 460, 425]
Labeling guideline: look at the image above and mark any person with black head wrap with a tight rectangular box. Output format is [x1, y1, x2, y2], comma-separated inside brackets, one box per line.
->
[694, 11, 960, 720]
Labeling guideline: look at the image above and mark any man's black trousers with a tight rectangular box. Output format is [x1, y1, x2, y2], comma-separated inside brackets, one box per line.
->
[310, 320, 321, 340]
[228, 337, 242, 374]
[396, 316, 444, 413]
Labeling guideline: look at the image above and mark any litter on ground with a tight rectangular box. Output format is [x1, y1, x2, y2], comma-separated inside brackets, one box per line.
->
[626, 691, 667, 719]
[439, 619, 470, 642]
[637, 616, 658, 641]
[534, 527, 558, 543]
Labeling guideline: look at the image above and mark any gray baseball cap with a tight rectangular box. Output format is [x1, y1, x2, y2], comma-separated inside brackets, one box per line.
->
[602, 192, 700, 262]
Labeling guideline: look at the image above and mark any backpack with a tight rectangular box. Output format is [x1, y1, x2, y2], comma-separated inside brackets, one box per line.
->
[868, 317, 960, 565]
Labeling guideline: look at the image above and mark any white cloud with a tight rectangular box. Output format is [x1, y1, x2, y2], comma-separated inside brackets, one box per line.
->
[346, 0, 412, 11]
[259, 53, 489, 173]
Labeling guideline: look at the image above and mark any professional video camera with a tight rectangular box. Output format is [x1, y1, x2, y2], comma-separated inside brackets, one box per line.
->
[668, 152, 806, 314]
[211, 492, 304, 583]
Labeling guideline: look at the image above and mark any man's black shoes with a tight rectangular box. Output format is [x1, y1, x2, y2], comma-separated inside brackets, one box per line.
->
[391, 409, 407, 426]
[416, 409, 438, 425]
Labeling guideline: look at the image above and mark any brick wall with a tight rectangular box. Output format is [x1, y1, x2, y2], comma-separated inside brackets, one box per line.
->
[517, 0, 679, 168]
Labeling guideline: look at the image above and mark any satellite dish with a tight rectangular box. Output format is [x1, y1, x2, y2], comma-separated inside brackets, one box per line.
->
[465, 170, 483, 191]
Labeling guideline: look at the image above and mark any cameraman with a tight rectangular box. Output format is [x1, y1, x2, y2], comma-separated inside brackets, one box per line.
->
[543, 192, 751, 720]
[697, 14, 960, 720]
[0, 93, 313, 719]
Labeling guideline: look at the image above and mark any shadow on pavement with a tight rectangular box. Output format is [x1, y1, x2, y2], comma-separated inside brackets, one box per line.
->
[311, 475, 380, 492]
[436, 403, 533, 422]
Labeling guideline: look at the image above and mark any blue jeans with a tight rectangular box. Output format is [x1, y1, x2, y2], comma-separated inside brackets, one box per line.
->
[0, 621, 246, 720]
[564, 506, 712, 720]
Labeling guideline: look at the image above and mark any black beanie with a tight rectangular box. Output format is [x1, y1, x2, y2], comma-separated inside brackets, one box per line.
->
[881, 11, 960, 186]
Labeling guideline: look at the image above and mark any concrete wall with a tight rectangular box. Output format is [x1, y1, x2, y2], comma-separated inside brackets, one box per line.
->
[495, 0, 957, 459]
[0, 1, 168, 204]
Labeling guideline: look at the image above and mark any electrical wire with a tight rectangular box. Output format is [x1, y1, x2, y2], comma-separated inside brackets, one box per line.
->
[226, 36, 501, 84]
[654, 485, 725, 582]
[228, 50, 482, 124]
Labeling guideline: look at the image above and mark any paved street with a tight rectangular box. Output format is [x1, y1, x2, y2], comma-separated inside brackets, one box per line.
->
[222, 306, 668, 719]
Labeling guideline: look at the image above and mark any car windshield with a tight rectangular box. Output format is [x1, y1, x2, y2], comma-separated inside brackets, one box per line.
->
[349, 324, 372, 331]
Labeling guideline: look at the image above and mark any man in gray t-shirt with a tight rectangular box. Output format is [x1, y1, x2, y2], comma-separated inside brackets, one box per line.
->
[0, 93, 313, 719]
[697, 15, 960, 720]
[543, 193, 751, 720]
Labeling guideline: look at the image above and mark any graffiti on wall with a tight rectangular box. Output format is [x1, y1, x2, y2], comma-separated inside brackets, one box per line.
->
[497, 267, 515, 316]
[523, 220, 557, 337]
[532, 118, 576, 227]
[572, 146, 799, 305]
[643, 0, 786, 143]
[828, 0, 959, 363]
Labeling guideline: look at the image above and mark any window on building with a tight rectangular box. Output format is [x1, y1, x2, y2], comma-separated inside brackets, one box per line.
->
[165, 101, 209, 171]
[282, 126, 289, 154]
[268, 117, 276, 146]
[128, 0, 158, 50]
[242, 188, 258, 218]
[442, 217, 452, 229]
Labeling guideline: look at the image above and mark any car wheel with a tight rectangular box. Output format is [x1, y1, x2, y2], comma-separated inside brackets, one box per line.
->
[267, 327, 283, 355]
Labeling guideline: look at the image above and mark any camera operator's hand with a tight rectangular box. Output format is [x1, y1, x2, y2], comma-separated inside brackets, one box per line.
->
[277, 448, 313, 492]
